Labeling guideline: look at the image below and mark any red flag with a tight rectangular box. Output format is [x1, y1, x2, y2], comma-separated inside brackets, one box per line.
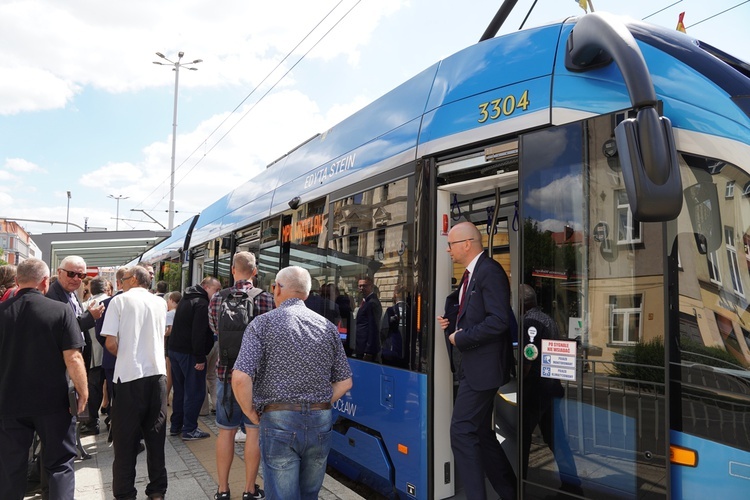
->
[676, 12, 686, 33]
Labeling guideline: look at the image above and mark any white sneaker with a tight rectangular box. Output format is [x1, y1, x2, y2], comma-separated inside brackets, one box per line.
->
[235, 429, 247, 443]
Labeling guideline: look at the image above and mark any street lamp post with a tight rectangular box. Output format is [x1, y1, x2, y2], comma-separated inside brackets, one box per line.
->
[66, 191, 71, 233]
[108, 194, 129, 231]
[153, 51, 202, 230]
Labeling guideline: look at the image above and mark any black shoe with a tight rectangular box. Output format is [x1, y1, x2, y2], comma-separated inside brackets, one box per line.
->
[242, 485, 265, 499]
[215, 490, 230, 500]
[169, 427, 181, 436]
[79, 423, 99, 436]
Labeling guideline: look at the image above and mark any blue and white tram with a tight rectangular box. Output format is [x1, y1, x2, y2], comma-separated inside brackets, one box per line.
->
[140, 10, 750, 500]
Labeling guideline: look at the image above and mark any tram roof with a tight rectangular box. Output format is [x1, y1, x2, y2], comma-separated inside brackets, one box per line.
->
[138, 14, 750, 263]
[33, 229, 171, 270]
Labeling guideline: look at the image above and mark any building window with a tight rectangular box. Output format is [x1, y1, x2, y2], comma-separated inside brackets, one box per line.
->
[616, 190, 641, 244]
[348, 227, 359, 256]
[725, 180, 735, 198]
[609, 294, 642, 344]
[726, 227, 744, 296]
[707, 250, 722, 285]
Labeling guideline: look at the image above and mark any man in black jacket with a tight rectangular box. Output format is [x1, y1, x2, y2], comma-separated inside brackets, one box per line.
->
[168, 276, 221, 440]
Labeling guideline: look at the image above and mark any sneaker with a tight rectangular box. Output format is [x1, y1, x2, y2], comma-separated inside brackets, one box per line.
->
[182, 429, 210, 441]
[215, 490, 230, 500]
[234, 429, 246, 443]
[169, 427, 181, 436]
[242, 485, 265, 500]
[79, 422, 100, 436]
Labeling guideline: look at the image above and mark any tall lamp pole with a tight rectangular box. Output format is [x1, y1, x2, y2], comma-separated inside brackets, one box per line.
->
[153, 51, 202, 230]
[66, 191, 71, 233]
[108, 194, 129, 231]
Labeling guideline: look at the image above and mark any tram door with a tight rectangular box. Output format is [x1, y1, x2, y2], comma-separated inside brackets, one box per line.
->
[434, 160, 519, 499]
[518, 117, 668, 499]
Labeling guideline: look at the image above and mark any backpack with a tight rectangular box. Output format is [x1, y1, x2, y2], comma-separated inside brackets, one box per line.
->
[217, 287, 264, 370]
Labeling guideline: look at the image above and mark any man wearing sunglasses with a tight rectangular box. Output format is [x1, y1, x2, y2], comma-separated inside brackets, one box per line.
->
[47, 255, 105, 434]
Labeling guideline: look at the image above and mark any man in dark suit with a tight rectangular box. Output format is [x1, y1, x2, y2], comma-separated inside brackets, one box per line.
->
[95, 267, 129, 431]
[355, 276, 381, 361]
[47, 256, 104, 434]
[46, 255, 105, 347]
[438, 222, 517, 500]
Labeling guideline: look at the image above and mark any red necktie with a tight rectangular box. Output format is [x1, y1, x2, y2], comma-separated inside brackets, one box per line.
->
[458, 269, 470, 316]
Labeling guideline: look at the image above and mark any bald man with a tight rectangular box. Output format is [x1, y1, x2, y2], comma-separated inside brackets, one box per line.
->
[438, 221, 517, 500]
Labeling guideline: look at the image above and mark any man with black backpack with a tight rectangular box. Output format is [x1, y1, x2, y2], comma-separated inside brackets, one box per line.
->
[208, 251, 273, 500]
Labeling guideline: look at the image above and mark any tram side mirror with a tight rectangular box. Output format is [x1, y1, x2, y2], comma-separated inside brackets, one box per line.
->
[694, 233, 708, 255]
[684, 182, 722, 254]
[615, 109, 683, 222]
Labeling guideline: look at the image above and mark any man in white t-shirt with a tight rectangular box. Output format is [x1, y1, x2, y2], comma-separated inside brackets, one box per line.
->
[102, 265, 168, 500]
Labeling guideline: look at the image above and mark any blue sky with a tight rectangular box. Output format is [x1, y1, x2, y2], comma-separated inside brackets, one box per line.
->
[1, 0, 748, 238]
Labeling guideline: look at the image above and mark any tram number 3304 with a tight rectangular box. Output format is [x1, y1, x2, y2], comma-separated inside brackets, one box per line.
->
[478, 90, 530, 123]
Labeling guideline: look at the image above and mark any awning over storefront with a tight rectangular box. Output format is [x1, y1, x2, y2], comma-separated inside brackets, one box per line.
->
[32, 229, 171, 269]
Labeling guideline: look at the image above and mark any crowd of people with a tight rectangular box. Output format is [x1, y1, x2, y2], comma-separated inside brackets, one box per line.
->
[0, 253, 352, 500]
[1, 231, 577, 500]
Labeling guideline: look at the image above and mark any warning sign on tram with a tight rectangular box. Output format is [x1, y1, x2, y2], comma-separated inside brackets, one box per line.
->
[541, 339, 577, 381]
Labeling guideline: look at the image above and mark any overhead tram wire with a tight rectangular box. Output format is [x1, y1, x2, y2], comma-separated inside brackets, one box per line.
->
[131, 0, 356, 217]
[642, 0, 684, 21]
[174, 0, 350, 160]
[685, 0, 750, 29]
[170, 0, 364, 189]
[135, 0, 747, 223]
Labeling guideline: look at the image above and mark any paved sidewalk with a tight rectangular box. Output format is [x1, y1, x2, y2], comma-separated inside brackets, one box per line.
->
[25, 413, 363, 500]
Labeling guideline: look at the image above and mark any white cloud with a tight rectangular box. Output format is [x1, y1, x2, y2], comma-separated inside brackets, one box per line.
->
[0, 0, 408, 112]
[526, 174, 583, 223]
[0, 192, 12, 208]
[4, 158, 45, 173]
[0, 170, 16, 184]
[0, 68, 77, 115]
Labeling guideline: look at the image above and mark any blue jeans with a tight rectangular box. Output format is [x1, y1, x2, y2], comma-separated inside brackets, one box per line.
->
[168, 350, 206, 433]
[260, 407, 333, 500]
[215, 378, 256, 431]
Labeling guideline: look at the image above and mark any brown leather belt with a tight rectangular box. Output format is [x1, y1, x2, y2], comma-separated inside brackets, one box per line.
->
[263, 402, 332, 413]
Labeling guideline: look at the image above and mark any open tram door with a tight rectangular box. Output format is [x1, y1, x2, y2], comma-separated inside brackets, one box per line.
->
[433, 142, 520, 499]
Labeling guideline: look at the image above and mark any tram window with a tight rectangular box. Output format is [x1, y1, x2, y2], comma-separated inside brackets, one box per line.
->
[261, 218, 280, 244]
[217, 255, 231, 287]
[328, 178, 416, 370]
[160, 261, 182, 293]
